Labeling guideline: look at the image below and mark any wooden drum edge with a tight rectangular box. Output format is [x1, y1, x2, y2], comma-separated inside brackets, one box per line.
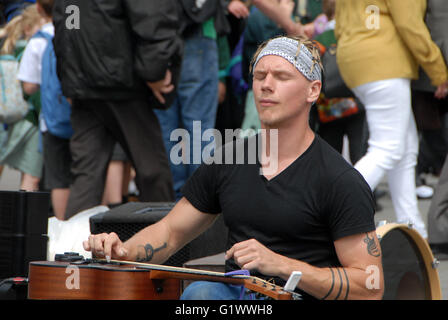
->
[376, 223, 442, 300]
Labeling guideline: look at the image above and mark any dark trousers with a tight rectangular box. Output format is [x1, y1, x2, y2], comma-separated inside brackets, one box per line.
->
[318, 111, 368, 165]
[64, 98, 174, 219]
[428, 154, 448, 244]
[412, 90, 448, 176]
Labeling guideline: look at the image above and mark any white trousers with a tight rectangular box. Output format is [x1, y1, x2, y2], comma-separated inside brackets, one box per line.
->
[352, 78, 427, 238]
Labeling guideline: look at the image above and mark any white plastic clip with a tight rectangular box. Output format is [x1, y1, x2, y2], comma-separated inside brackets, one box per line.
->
[284, 271, 302, 292]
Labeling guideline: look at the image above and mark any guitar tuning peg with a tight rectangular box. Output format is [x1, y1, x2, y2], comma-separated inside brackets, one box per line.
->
[255, 292, 264, 299]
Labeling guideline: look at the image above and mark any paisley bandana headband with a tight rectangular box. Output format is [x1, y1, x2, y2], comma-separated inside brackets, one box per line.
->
[253, 37, 322, 82]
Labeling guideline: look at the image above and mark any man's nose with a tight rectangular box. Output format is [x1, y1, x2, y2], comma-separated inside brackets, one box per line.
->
[261, 74, 274, 91]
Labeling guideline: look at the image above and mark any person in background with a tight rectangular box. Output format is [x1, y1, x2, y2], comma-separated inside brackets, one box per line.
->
[0, 4, 44, 191]
[335, 0, 448, 239]
[102, 144, 133, 208]
[154, 1, 233, 201]
[416, 0, 448, 258]
[314, 0, 368, 167]
[24, 0, 73, 220]
[411, 0, 448, 201]
[3, 0, 35, 22]
[52, 0, 182, 219]
[214, 0, 250, 138]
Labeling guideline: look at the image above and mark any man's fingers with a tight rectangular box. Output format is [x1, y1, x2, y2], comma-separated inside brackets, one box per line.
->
[160, 84, 174, 94]
[154, 90, 166, 104]
[241, 260, 258, 271]
[82, 240, 90, 251]
[93, 234, 106, 255]
[235, 252, 257, 269]
[225, 240, 252, 260]
[225, 245, 235, 260]
[233, 245, 258, 267]
[164, 70, 172, 86]
[89, 234, 104, 256]
[146, 69, 175, 104]
[84, 233, 125, 261]
[103, 232, 119, 261]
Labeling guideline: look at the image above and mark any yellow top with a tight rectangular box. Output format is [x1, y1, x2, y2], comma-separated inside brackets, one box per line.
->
[335, 0, 448, 89]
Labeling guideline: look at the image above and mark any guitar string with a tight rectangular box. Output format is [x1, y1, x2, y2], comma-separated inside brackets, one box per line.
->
[104, 259, 286, 293]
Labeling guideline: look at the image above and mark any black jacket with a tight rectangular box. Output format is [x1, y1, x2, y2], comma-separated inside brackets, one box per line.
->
[53, 0, 183, 101]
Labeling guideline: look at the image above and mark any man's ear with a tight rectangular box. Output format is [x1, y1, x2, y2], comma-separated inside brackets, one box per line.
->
[306, 80, 322, 104]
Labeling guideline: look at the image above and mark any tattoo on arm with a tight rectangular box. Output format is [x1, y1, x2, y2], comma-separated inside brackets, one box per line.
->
[334, 268, 343, 300]
[321, 267, 335, 300]
[342, 268, 349, 300]
[321, 267, 350, 300]
[136, 242, 167, 262]
[364, 233, 381, 257]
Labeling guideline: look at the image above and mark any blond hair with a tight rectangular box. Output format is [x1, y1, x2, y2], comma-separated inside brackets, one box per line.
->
[0, 5, 42, 55]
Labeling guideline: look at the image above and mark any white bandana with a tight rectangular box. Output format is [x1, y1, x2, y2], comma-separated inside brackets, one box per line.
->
[253, 37, 322, 82]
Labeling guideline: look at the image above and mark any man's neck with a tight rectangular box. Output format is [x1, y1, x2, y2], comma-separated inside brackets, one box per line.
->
[262, 114, 314, 159]
[259, 118, 315, 179]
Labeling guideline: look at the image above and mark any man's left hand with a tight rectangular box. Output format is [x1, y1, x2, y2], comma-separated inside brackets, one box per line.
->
[225, 238, 283, 276]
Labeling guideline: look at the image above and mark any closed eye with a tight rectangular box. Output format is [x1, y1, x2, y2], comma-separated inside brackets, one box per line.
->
[272, 70, 295, 80]
[253, 70, 266, 81]
[253, 70, 294, 81]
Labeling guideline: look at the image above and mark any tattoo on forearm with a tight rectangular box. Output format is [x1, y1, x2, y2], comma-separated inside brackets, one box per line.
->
[321, 267, 335, 300]
[136, 242, 167, 262]
[321, 267, 350, 300]
[364, 233, 381, 257]
[342, 268, 349, 300]
[334, 268, 343, 300]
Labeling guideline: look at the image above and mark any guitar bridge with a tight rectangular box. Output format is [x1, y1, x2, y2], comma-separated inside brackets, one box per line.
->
[54, 252, 84, 262]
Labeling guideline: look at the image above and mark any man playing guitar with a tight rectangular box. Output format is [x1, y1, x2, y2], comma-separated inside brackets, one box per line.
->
[83, 36, 384, 300]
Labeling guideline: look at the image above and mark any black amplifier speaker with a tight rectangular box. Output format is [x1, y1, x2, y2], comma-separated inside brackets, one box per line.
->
[0, 191, 50, 299]
[89, 202, 228, 267]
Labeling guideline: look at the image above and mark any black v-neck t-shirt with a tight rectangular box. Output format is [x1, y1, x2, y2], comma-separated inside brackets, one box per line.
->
[181, 134, 375, 297]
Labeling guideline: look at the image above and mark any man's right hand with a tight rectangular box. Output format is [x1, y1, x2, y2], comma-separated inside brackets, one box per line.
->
[146, 70, 175, 104]
[83, 232, 129, 262]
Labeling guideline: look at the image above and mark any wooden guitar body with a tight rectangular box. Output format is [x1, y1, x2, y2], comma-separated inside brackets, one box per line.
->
[28, 261, 180, 300]
[28, 259, 294, 300]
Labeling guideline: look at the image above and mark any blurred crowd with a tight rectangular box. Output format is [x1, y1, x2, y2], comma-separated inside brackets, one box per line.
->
[1, 0, 448, 254]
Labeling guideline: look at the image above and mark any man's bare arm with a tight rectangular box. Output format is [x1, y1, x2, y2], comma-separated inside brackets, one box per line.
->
[227, 231, 384, 300]
[83, 197, 218, 264]
[252, 0, 303, 36]
[293, 231, 384, 300]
